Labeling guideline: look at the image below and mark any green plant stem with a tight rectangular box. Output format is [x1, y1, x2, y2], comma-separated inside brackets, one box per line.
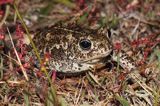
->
[13, 2, 58, 105]
[13, 4, 41, 64]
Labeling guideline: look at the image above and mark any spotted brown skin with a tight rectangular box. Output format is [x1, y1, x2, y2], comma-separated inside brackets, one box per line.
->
[29, 24, 136, 74]
[31, 24, 113, 73]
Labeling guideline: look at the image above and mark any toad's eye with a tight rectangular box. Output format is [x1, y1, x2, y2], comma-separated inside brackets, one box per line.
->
[79, 39, 92, 50]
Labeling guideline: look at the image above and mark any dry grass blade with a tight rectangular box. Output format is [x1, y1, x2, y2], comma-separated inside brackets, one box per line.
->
[6, 26, 29, 81]
[129, 72, 153, 97]
[74, 79, 83, 105]
[0, 5, 10, 27]
[88, 71, 101, 86]
[0, 56, 4, 80]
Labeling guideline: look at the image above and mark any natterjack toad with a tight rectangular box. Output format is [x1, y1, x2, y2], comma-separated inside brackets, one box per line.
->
[27, 24, 136, 74]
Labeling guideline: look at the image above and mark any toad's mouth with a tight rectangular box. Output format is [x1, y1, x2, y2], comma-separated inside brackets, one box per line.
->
[78, 50, 112, 64]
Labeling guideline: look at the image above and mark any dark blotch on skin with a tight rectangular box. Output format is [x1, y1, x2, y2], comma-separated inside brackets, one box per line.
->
[78, 64, 83, 67]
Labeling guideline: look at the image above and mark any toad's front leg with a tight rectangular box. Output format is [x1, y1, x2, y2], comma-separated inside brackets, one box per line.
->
[112, 50, 136, 72]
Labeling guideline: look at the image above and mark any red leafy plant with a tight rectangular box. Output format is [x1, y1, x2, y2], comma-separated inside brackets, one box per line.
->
[131, 34, 159, 65]
[0, 0, 13, 5]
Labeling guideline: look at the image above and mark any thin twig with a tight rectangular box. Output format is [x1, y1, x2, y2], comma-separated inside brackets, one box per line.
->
[6, 26, 29, 81]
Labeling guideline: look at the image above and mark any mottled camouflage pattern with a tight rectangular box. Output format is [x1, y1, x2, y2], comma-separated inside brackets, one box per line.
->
[30, 24, 136, 74]
[32, 24, 112, 73]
